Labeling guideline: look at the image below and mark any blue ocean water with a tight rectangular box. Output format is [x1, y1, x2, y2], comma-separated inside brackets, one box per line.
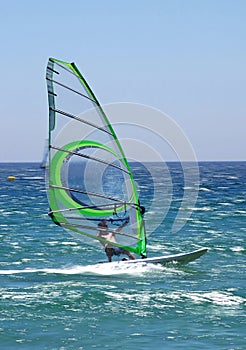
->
[0, 162, 245, 350]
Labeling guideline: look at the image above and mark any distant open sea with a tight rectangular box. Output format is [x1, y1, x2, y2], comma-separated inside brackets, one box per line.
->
[0, 162, 245, 350]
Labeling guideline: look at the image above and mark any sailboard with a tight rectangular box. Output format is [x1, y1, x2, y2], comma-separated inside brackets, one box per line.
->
[120, 247, 208, 265]
[45, 57, 207, 266]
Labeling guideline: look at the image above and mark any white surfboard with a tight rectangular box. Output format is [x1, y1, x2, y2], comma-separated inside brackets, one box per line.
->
[120, 247, 208, 265]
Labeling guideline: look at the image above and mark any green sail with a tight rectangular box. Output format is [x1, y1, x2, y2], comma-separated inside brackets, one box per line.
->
[46, 58, 147, 257]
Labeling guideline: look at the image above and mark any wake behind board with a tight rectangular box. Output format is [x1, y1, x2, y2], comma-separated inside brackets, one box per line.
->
[115, 247, 208, 266]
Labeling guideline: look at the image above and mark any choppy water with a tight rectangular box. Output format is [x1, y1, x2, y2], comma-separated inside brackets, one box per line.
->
[0, 162, 245, 349]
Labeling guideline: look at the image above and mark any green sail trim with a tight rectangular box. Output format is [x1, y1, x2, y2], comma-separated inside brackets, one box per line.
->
[50, 139, 134, 217]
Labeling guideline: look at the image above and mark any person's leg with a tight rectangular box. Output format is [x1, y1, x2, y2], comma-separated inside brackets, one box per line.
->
[123, 250, 136, 260]
[105, 247, 113, 262]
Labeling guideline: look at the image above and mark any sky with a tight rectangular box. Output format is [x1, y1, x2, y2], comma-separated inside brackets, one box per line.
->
[0, 0, 245, 162]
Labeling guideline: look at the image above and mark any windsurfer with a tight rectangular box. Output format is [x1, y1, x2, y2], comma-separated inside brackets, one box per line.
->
[97, 219, 136, 262]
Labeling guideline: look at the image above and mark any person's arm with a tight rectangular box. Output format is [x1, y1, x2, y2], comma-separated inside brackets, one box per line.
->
[114, 221, 128, 233]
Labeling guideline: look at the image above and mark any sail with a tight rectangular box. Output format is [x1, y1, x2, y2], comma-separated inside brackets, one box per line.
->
[40, 139, 48, 168]
[46, 58, 147, 257]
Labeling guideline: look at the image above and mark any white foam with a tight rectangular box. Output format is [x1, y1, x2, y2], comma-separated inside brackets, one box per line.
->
[199, 187, 212, 192]
[0, 261, 165, 277]
[184, 291, 245, 307]
[230, 246, 244, 252]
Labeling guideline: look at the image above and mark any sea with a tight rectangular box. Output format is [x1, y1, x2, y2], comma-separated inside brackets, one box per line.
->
[0, 162, 245, 350]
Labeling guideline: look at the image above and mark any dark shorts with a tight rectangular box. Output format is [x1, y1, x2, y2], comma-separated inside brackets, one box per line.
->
[105, 247, 125, 256]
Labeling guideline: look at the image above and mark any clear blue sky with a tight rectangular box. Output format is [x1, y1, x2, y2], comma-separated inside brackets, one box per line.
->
[0, 0, 245, 162]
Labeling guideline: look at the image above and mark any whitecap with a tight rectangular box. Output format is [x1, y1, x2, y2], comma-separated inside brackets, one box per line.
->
[218, 202, 233, 206]
[199, 187, 212, 192]
[230, 246, 244, 252]
[186, 206, 213, 212]
[182, 291, 245, 307]
[61, 242, 78, 246]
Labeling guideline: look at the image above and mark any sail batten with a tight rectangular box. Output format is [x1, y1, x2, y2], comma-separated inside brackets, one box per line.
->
[50, 59, 79, 77]
[46, 76, 98, 103]
[60, 222, 140, 240]
[50, 184, 130, 204]
[48, 90, 57, 96]
[50, 145, 130, 174]
[47, 66, 59, 74]
[46, 57, 147, 257]
[49, 107, 114, 136]
[49, 203, 126, 214]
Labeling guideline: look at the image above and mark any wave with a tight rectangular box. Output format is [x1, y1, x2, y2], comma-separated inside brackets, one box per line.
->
[103, 289, 245, 308]
[199, 187, 212, 192]
[180, 290, 245, 307]
[0, 262, 167, 277]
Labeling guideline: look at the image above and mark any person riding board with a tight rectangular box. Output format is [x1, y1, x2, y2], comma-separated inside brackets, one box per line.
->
[97, 219, 136, 262]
